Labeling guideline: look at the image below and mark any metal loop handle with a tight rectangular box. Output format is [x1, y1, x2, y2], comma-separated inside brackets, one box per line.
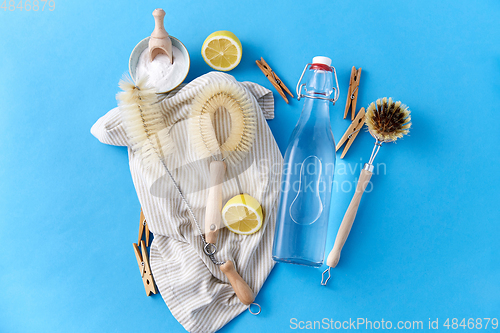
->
[248, 303, 262, 315]
[321, 267, 331, 286]
[296, 63, 340, 104]
[204, 243, 217, 256]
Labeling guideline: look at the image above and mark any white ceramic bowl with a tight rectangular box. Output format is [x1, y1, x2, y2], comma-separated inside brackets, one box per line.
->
[128, 36, 190, 93]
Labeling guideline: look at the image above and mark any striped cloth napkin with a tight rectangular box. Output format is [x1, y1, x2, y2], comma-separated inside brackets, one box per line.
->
[91, 71, 283, 332]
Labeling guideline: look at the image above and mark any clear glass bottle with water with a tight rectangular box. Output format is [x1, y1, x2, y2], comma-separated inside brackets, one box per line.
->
[272, 56, 339, 267]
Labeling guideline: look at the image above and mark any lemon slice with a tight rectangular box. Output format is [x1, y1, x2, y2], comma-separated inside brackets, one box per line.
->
[222, 194, 263, 235]
[201, 30, 242, 71]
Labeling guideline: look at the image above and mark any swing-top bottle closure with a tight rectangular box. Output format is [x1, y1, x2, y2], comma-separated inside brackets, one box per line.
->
[296, 56, 340, 104]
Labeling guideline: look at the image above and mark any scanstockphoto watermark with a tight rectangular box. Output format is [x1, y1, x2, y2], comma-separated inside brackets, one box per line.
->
[290, 317, 425, 330]
[258, 158, 387, 195]
[147, 156, 388, 198]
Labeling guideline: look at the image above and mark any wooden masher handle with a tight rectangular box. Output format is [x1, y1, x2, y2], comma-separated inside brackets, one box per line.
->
[220, 260, 255, 306]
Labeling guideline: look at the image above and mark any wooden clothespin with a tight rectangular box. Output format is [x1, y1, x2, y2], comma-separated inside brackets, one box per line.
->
[138, 209, 150, 247]
[133, 240, 157, 296]
[336, 107, 366, 159]
[344, 66, 362, 120]
[256, 57, 294, 103]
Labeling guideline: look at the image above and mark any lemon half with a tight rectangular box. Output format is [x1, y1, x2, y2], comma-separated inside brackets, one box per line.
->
[201, 30, 242, 71]
[222, 194, 263, 235]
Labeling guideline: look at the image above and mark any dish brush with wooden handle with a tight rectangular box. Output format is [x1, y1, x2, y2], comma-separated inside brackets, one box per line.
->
[321, 97, 411, 285]
[189, 81, 256, 244]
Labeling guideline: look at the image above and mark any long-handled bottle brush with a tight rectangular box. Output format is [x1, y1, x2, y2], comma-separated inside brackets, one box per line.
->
[118, 76, 258, 311]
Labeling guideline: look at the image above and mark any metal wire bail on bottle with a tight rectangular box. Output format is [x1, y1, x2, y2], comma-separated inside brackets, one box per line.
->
[296, 63, 340, 104]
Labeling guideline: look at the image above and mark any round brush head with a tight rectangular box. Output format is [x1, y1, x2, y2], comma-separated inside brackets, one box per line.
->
[189, 81, 256, 164]
[365, 97, 411, 142]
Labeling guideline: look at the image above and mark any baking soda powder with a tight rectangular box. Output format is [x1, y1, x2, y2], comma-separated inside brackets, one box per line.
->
[136, 45, 186, 92]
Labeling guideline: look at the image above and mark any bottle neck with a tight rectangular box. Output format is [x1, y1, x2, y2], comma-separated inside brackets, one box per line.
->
[299, 97, 331, 123]
[304, 68, 333, 97]
[297, 67, 334, 125]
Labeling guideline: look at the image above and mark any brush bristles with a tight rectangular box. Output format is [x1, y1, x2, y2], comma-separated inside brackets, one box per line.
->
[365, 97, 411, 142]
[117, 75, 174, 167]
[189, 81, 256, 165]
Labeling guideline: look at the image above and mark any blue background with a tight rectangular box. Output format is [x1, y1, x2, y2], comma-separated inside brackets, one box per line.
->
[1, 0, 499, 332]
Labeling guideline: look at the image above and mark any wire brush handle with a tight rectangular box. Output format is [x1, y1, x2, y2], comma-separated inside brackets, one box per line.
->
[326, 168, 373, 268]
[205, 161, 226, 244]
[220, 260, 255, 305]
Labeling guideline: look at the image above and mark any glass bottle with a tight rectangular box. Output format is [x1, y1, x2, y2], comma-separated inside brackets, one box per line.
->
[272, 56, 339, 267]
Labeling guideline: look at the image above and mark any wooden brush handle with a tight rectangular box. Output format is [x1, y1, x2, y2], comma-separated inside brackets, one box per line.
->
[205, 161, 226, 244]
[151, 9, 168, 39]
[326, 168, 373, 268]
[220, 260, 255, 305]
